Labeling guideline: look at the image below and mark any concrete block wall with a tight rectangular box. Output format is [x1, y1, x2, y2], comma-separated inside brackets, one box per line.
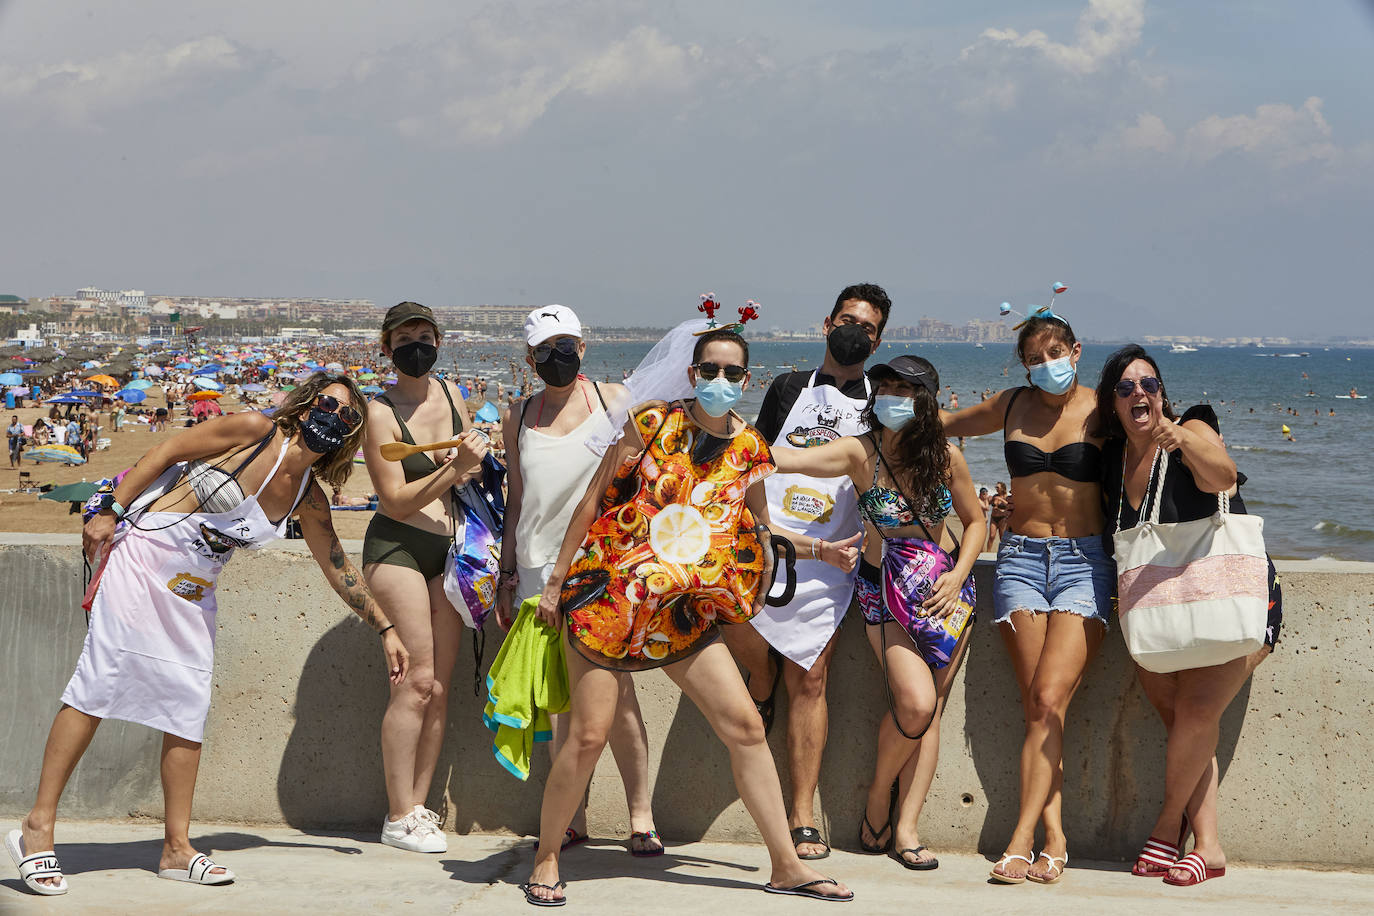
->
[1, 539, 1371, 866]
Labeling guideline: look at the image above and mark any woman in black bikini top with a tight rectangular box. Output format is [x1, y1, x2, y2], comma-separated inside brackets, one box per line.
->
[940, 312, 1112, 886]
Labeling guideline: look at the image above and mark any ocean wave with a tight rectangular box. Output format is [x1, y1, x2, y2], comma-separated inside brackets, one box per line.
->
[1312, 521, 1374, 543]
[1246, 498, 1298, 509]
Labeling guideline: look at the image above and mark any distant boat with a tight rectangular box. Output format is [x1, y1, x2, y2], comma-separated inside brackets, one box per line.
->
[1169, 344, 1198, 353]
[974, 343, 985, 349]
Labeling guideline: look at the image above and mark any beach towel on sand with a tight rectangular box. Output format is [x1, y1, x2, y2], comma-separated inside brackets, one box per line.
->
[482, 597, 570, 779]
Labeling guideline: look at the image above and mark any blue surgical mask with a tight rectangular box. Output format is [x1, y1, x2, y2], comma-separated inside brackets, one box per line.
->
[694, 377, 743, 417]
[1028, 356, 1076, 395]
[873, 395, 915, 430]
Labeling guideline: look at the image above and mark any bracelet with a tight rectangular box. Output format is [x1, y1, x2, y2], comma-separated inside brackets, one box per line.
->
[812, 538, 823, 560]
[378, 624, 395, 637]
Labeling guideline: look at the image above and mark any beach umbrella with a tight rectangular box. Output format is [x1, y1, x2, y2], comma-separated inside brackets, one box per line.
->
[261, 361, 278, 369]
[361, 385, 383, 395]
[192, 365, 221, 376]
[7, 386, 28, 395]
[191, 377, 224, 391]
[126, 379, 154, 390]
[26, 444, 85, 465]
[85, 374, 120, 389]
[240, 383, 267, 392]
[145, 364, 165, 376]
[65, 389, 103, 399]
[187, 390, 223, 401]
[354, 449, 367, 465]
[82, 360, 101, 369]
[475, 402, 500, 423]
[0, 372, 22, 385]
[191, 400, 223, 418]
[45, 394, 86, 404]
[174, 362, 194, 370]
[117, 389, 147, 403]
[325, 362, 344, 372]
[40, 481, 100, 503]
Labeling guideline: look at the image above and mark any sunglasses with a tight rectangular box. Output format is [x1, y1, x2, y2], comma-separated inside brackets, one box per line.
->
[694, 362, 747, 383]
[1114, 376, 1161, 398]
[531, 338, 578, 363]
[314, 394, 363, 428]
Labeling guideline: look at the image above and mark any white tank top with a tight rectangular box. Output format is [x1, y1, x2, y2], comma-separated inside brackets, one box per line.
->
[515, 403, 612, 569]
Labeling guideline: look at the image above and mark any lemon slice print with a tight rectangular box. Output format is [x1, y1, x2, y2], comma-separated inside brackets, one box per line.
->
[649, 504, 711, 565]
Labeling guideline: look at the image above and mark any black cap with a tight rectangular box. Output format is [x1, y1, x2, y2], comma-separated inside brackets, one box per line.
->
[867, 355, 938, 396]
[382, 301, 438, 333]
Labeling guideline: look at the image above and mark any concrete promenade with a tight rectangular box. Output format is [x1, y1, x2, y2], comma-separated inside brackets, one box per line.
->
[2, 820, 1372, 914]
[2, 536, 1373, 874]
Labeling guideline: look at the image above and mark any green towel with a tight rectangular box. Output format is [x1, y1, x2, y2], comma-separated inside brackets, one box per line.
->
[482, 597, 571, 780]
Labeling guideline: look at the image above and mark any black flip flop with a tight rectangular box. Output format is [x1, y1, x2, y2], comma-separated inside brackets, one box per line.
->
[893, 845, 939, 871]
[858, 813, 891, 854]
[520, 881, 567, 907]
[763, 878, 854, 902]
[790, 825, 831, 860]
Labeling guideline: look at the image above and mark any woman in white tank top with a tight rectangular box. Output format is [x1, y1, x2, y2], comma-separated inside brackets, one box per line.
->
[496, 305, 662, 855]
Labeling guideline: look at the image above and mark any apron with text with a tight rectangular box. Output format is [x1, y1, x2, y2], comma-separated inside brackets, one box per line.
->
[62, 436, 311, 742]
[752, 371, 870, 670]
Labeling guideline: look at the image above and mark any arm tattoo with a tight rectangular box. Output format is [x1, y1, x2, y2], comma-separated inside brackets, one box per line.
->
[337, 558, 379, 630]
[328, 535, 347, 570]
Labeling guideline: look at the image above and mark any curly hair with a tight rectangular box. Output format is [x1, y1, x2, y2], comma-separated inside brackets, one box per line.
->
[860, 357, 950, 516]
[273, 372, 368, 490]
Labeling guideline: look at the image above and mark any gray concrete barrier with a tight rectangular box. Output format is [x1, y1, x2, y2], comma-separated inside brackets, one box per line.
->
[1, 538, 1370, 867]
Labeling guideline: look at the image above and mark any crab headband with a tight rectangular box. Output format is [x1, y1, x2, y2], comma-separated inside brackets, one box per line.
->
[693, 293, 762, 336]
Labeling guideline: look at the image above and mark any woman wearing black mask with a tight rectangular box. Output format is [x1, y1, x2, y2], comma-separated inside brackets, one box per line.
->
[361, 301, 490, 854]
[497, 305, 663, 855]
[9, 374, 405, 895]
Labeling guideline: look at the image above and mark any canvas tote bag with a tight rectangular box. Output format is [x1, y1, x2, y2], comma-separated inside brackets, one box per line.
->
[1113, 448, 1268, 673]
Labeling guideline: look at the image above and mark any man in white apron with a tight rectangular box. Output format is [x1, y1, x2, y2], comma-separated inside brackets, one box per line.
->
[722, 283, 890, 859]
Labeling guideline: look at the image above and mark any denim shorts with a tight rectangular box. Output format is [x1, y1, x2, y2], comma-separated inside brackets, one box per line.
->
[993, 534, 1115, 629]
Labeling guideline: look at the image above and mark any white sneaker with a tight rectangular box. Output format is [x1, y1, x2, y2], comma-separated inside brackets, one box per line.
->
[380, 811, 447, 853]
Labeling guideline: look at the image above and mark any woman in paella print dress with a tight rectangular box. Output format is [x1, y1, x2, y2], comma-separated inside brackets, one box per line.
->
[522, 329, 857, 906]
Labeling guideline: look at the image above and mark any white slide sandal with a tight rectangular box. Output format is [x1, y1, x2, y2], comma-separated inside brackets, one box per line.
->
[6, 828, 69, 896]
[157, 852, 235, 885]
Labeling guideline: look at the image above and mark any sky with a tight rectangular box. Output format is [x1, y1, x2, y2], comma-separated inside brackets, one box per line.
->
[1, 0, 1371, 339]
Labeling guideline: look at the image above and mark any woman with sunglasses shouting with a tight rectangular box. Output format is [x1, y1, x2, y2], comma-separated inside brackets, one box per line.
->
[497, 305, 661, 856]
[361, 301, 489, 854]
[1096, 345, 1281, 888]
[7, 373, 406, 896]
[941, 311, 1112, 885]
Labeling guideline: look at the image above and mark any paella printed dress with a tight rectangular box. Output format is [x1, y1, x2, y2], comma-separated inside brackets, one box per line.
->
[562, 402, 775, 671]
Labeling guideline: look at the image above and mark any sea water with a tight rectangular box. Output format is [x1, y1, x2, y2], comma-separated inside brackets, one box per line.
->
[446, 340, 1372, 561]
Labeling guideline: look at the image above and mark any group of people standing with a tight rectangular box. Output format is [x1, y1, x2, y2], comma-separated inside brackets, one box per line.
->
[7, 288, 1277, 905]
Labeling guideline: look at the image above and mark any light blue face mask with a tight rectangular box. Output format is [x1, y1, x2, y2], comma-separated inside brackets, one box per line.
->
[1028, 355, 1076, 395]
[873, 394, 916, 430]
[694, 377, 744, 417]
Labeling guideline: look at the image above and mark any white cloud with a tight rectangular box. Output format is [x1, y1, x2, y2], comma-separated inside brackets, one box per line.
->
[354, 11, 704, 147]
[964, 0, 1146, 76]
[0, 36, 270, 125]
[1118, 112, 1175, 153]
[1182, 96, 1334, 167]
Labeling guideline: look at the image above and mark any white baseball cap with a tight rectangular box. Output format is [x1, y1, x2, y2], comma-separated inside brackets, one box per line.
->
[524, 304, 583, 346]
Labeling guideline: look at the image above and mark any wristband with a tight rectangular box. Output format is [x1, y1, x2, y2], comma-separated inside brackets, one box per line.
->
[378, 624, 395, 637]
[812, 538, 823, 560]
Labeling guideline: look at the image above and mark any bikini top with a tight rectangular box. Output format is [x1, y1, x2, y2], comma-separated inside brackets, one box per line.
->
[182, 429, 278, 514]
[856, 433, 953, 530]
[1002, 387, 1102, 483]
[377, 382, 464, 483]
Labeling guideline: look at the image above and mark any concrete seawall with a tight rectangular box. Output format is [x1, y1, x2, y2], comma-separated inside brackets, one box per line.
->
[2, 537, 1371, 868]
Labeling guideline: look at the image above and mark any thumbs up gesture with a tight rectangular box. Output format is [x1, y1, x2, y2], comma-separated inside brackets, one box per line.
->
[819, 530, 864, 573]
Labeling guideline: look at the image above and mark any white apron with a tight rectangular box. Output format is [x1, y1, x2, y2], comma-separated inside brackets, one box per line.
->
[753, 371, 870, 670]
[62, 435, 311, 742]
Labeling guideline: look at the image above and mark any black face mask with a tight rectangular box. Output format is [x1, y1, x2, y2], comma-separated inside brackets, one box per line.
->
[535, 349, 581, 387]
[826, 323, 873, 367]
[392, 341, 438, 378]
[300, 408, 350, 455]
